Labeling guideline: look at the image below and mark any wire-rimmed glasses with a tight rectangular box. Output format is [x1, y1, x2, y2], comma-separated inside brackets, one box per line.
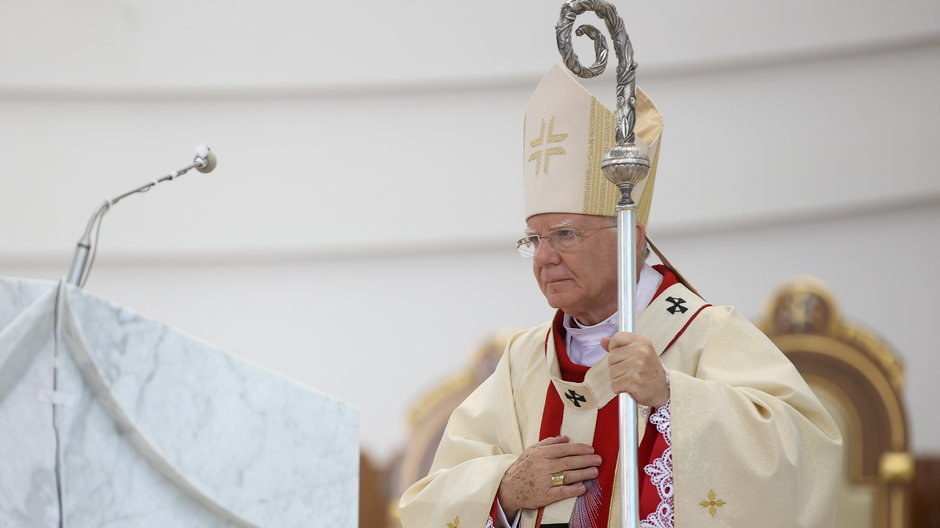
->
[516, 225, 615, 257]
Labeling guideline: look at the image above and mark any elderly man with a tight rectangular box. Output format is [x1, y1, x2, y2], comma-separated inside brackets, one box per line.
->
[399, 65, 842, 528]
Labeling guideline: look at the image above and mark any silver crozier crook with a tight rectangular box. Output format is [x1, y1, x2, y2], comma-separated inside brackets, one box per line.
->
[556, 1, 651, 527]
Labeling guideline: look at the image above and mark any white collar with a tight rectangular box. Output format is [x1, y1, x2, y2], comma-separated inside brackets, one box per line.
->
[563, 263, 664, 367]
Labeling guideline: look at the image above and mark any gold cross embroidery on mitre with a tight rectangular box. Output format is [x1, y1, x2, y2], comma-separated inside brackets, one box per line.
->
[528, 116, 568, 176]
[446, 516, 460, 528]
[699, 489, 727, 517]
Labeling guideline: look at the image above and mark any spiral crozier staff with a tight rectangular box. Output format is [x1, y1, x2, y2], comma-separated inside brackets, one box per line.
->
[556, 2, 650, 527]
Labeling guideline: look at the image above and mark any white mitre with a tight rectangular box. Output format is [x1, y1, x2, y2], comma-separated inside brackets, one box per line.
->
[523, 64, 664, 225]
[522, 64, 702, 295]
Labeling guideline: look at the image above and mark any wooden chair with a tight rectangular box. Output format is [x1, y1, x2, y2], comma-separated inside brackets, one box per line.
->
[758, 276, 914, 528]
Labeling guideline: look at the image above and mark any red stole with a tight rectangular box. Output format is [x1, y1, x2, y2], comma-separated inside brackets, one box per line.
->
[536, 266, 686, 528]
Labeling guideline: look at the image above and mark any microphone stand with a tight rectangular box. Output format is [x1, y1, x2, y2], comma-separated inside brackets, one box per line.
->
[556, 2, 651, 527]
[66, 146, 217, 288]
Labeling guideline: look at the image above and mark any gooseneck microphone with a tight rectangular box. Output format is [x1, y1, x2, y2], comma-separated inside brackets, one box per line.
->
[66, 144, 219, 287]
[194, 143, 218, 174]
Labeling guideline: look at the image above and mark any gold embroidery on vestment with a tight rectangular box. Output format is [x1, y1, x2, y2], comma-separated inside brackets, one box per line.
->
[582, 98, 618, 215]
[528, 116, 567, 176]
[446, 515, 460, 527]
[699, 489, 727, 517]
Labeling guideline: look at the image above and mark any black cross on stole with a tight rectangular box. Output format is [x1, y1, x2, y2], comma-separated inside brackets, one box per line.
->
[665, 296, 688, 314]
[565, 389, 586, 407]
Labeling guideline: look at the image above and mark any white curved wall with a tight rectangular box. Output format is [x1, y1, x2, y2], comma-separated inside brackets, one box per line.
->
[1, 0, 938, 460]
[2, 0, 938, 89]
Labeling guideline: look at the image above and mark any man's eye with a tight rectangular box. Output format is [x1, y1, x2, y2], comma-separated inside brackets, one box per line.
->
[525, 235, 540, 245]
[554, 229, 577, 240]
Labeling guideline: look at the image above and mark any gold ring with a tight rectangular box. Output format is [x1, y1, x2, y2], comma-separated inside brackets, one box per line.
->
[551, 472, 565, 487]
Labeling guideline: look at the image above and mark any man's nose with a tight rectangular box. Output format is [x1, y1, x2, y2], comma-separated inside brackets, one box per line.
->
[533, 238, 561, 264]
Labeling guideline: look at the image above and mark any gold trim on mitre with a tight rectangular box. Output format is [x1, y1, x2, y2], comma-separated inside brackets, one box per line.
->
[523, 64, 664, 224]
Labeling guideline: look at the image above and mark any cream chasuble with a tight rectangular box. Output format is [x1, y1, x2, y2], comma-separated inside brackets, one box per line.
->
[399, 281, 842, 528]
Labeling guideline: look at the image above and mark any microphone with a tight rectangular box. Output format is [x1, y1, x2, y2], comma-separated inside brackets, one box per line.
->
[194, 143, 218, 174]
[66, 144, 220, 287]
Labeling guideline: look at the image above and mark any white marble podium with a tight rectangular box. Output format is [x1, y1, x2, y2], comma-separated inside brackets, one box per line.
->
[0, 277, 358, 528]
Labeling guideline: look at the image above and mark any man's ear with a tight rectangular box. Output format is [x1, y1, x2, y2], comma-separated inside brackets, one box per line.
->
[635, 223, 647, 254]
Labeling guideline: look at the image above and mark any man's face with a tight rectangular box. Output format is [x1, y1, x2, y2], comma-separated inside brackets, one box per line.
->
[527, 213, 620, 325]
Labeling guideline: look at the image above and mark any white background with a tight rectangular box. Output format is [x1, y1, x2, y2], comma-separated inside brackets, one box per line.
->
[1, 0, 938, 462]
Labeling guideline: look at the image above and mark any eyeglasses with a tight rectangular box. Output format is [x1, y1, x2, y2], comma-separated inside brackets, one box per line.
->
[516, 225, 615, 257]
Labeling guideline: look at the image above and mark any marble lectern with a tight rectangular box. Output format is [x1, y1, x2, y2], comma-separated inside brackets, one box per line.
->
[0, 277, 358, 528]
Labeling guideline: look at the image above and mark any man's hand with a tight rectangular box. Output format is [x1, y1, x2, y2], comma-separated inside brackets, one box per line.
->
[497, 436, 601, 519]
[602, 332, 669, 408]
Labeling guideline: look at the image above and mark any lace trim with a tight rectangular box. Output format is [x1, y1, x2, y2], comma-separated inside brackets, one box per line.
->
[640, 400, 674, 528]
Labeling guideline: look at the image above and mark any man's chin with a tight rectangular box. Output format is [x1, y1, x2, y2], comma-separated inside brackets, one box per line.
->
[543, 292, 574, 312]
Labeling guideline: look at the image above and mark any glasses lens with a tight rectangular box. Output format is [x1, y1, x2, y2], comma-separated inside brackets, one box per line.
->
[548, 229, 579, 250]
[516, 236, 537, 257]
